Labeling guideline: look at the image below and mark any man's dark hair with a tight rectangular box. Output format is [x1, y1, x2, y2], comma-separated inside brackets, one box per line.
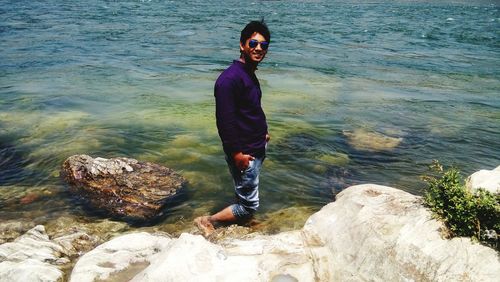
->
[240, 20, 271, 44]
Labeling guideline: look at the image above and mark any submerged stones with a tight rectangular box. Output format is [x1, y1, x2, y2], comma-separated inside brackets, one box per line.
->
[343, 129, 402, 152]
[62, 155, 186, 222]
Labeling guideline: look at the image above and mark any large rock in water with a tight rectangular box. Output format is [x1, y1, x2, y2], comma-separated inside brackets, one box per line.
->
[70, 184, 499, 281]
[62, 155, 186, 222]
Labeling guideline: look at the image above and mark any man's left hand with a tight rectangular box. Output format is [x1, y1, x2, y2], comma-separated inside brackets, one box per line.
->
[233, 152, 255, 171]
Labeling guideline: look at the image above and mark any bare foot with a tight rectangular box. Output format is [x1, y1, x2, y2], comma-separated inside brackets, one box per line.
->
[194, 216, 215, 237]
[246, 218, 262, 228]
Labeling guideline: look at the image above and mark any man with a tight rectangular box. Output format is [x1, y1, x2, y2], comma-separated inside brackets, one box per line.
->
[195, 20, 271, 236]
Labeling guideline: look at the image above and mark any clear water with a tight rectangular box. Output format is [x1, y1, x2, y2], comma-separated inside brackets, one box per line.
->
[1, 0, 499, 234]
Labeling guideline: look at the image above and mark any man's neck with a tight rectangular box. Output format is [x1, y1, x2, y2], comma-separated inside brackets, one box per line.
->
[239, 56, 258, 72]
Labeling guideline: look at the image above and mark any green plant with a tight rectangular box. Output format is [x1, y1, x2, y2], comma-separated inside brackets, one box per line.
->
[422, 160, 499, 250]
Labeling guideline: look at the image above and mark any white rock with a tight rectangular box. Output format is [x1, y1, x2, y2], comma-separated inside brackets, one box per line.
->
[304, 184, 499, 281]
[53, 231, 100, 257]
[0, 225, 65, 282]
[466, 165, 500, 193]
[72, 231, 327, 282]
[69, 232, 172, 282]
[69, 184, 499, 282]
[0, 260, 63, 282]
[133, 232, 327, 282]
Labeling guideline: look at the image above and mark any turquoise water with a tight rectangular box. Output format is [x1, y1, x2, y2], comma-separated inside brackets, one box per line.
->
[1, 0, 499, 233]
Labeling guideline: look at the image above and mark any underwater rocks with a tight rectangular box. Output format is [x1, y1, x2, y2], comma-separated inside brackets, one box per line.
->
[62, 155, 186, 222]
[343, 129, 402, 152]
[0, 220, 36, 245]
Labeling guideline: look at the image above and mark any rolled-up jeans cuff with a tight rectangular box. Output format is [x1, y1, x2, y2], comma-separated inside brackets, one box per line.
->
[231, 204, 254, 219]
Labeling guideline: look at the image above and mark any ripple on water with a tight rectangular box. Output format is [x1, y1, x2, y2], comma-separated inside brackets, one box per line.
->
[0, 144, 28, 186]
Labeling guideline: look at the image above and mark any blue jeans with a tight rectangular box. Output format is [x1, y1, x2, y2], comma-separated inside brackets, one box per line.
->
[225, 153, 265, 219]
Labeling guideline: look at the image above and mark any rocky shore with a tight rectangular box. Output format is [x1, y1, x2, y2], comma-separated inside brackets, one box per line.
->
[1, 167, 499, 281]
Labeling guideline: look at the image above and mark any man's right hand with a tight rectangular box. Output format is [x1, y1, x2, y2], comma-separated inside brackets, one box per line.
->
[232, 152, 255, 171]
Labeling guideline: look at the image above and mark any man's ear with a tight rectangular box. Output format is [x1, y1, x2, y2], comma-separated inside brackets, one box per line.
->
[239, 42, 245, 52]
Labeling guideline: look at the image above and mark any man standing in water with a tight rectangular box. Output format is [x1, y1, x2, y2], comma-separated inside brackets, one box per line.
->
[195, 20, 271, 236]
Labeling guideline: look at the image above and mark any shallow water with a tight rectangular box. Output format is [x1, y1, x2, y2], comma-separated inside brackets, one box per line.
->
[1, 0, 499, 235]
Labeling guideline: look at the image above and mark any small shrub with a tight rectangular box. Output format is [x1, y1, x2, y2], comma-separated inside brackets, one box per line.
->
[422, 160, 499, 250]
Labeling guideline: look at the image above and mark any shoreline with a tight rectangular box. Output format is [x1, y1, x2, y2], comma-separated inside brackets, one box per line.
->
[2, 178, 498, 281]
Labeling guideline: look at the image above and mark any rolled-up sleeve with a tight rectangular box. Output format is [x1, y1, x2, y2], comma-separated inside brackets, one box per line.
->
[215, 78, 241, 153]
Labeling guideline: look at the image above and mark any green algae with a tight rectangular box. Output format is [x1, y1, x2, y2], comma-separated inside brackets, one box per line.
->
[316, 152, 350, 167]
[254, 206, 318, 234]
[343, 128, 403, 152]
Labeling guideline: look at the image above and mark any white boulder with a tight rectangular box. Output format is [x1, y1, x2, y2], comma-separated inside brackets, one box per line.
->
[71, 231, 327, 282]
[70, 184, 499, 282]
[304, 184, 499, 281]
[69, 232, 172, 282]
[132, 231, 329, 282]
[466, 165, 500, 194]
[0, 225, 65, 282]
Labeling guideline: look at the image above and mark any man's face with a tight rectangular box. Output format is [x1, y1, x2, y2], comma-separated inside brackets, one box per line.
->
[240, 32, 268, 64]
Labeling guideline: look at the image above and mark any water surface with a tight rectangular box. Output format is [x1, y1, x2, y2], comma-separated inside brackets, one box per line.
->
[1, 0, 499, 235]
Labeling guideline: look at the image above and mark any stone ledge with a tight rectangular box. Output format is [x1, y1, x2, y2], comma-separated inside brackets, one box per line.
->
[67, 184, 499, 282]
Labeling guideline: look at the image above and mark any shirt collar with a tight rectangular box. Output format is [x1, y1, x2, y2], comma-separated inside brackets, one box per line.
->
[233, 60, 258, 72]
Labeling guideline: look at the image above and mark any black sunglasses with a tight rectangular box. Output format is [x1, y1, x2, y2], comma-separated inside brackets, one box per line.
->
[248, 39, 269, 50]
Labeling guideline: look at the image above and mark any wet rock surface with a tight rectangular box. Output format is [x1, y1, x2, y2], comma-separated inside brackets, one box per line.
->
[62, 155, 187, 222]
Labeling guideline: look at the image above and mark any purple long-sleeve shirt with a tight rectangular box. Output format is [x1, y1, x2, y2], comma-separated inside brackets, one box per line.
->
[215, 60, 268, 156]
